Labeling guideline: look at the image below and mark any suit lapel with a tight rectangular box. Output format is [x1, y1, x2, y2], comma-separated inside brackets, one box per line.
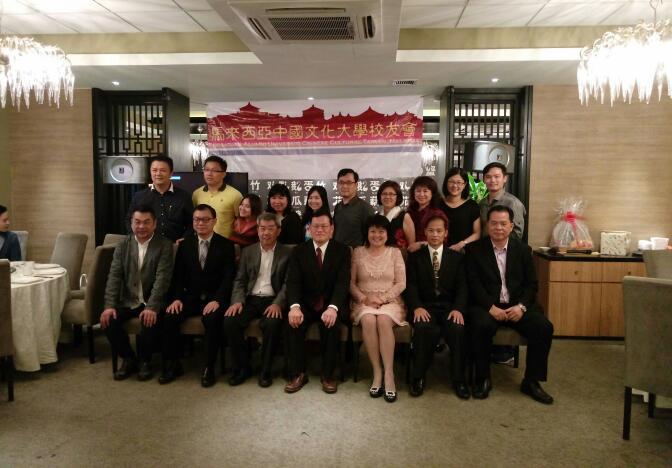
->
[251, 244, 262, 279]
[320, 242, 333, 274]
[484, 240, 501, 285]
[504, 237, 516, 285]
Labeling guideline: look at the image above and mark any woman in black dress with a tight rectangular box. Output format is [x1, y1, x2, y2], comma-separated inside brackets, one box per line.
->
[266, 183, 304, 244]
[440, 168, 481, 252]
[376, 180, 413, 251]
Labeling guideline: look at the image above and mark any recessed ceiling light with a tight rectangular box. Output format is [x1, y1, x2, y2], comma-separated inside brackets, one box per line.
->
[111, 81, 120, 86]
[491, 77, 499, 83]
[307, 96, 315, 100]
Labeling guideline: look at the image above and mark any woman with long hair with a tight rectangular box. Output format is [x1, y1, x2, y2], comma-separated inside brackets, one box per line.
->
[439, 168, 481, 252]
[301, 185, 330, 240]
[266, 183, 304, 245]
[229, 193, 262, 247]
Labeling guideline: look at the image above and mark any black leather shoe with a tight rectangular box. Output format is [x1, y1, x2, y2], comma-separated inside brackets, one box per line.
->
[137, 361, 153, 381]
[369, 385, 384, 398]
[258, 372, 273, 388]
[228, 367, 252, 386]
[521, 379, 554, 405]
[201, 367, 216, 388]
[114, 358, 138, 381]
[158, 361, 184, 385]
[453, 381, 471, 400]
[472, 378, 492, 399]
[409, 378, 425, 397]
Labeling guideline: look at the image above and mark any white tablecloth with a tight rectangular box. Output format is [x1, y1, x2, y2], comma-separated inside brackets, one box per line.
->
[10, 270, 69, 372]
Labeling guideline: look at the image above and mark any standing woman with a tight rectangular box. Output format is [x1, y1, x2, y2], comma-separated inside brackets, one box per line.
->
[350, 215, 407, 403]
[266, 183, 304, 245]
[229, 193, 262, 247]
[377, 181, 414, 251]
[440, 168, 481, 252]
[406, 176, 444, 253]
[302, 186, 330, 240]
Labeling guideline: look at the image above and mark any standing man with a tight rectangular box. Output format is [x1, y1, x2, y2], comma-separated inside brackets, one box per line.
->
[0, 205, 22, 261]
[126, 155, 193, 242]
[333, 168, 375, 248]
[223, 213, 293, 388]
[405, 213, 470, 399]
[162, 204, 236, 387]
[284, 209, 351, 394]
[466, 206, 554, 404]
[100, 205, 174, 381]
[192, 155, 243, 239]
[479, 162, 526, 240]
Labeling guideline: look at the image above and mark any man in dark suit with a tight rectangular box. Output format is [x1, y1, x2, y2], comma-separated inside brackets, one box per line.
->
[223, 213, 292, 388]
[284, 209, 351, 394]
[406, 212, 470, 399]
[100, 205, 174, 381]
[466, 205, 554, 404]
[163, 204, 235, 387]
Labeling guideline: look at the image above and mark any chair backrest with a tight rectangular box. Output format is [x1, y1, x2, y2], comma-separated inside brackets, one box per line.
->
[103, 233, 127, 246]
[623, 276, 672, 396]
[84, 245, 116, 324]
[642, 250, 672, 279]
[0, 259, 13, 357]
[50, 232, 89, 290]
[14, 230, 28, 261]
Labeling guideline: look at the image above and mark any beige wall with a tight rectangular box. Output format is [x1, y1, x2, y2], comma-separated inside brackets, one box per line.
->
[7, 89, 95, 267]
[0, 107, 10, 209]
[528, 85, 672, 249]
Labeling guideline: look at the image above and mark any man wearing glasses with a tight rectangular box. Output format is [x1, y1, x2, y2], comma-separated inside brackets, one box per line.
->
[162, 204, 236, 386]
[192, 155, 243, 239]
[333, 168, 375, 247]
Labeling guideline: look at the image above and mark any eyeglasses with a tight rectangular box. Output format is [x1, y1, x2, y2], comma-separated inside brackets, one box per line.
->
[447, 181, 465, 187]
[337, 180, 356, 186]
[311, 223, 331, 230]
[380, 191, 397, 197]
[203, 169, 224, 174]
[193, 217, 214, 224]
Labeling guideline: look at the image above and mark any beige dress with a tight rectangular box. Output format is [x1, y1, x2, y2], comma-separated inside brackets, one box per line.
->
[350, 246, 408, 326]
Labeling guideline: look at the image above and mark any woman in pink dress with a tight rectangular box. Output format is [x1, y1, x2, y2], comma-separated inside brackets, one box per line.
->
[229, 193, 261, 247]
[350, 214, 407, 403]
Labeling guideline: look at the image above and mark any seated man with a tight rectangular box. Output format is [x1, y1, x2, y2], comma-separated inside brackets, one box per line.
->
[466, 205, 554, 404]
[163, 204, 235, 387]
[406, 213, 470, 399]
[0, 205, 22, 261]
[284, 209, 351, 394]
[223, 213, 292, 387]
[100, 205, 174, 381]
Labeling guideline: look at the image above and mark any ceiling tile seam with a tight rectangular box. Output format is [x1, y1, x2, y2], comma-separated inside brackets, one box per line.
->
[454, 0, 470, 29]
[11, 0, 78, 33]
[525, 0, 552, 27]
[180, 10, 208, 32]
[93, 0, 143, 33]
[598, 3, 629, 26]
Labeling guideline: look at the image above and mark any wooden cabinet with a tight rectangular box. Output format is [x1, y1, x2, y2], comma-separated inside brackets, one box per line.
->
[535, 253, 646, 338]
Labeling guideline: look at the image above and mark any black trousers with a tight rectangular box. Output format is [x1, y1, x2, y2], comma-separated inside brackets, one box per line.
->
[162, 299, 224, 367]
[411, 303, 467, 382]
[105, 305, 160, 362]
[470, 303, 554, 382]
[222, 295, 282, 374]
[285, 310, 340, 379]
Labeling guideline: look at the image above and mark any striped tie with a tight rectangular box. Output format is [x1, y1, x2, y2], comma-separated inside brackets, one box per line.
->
[432, 250, 440, 293]
[199, 239, 209, 269]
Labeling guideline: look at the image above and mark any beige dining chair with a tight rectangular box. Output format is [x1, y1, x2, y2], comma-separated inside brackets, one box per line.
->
[103, 233, 127, 246]
[0, 259, 14, 401]
[61, 244, 116, 364]
[14, 230, 28, 261]
[50, 232, 88, 292]
[643, 250, 672, 279]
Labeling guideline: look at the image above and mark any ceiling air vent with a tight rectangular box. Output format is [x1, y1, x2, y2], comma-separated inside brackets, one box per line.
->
[248, 17, 272, 40]
[392, 79, 417, 86]
[269, 16, 355, 41]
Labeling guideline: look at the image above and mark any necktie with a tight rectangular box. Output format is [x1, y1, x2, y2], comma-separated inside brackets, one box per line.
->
[314, 247, 324, 311]
[199, 239, 209, 269]
[316, 246, 323, 270]
[432, 250, 440, 292]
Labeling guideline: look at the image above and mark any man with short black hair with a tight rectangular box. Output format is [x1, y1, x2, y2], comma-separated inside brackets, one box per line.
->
[101, 205, 174, 381]
[126, 155, 193, 242]
[479, 162, 526, 240]
[466, 205, 554, 404]
[163, 204, 236, 387]
[333, 168, 375, 248]
[192, 155, 243, 239]
[223, 212, 292, 388]
[284, 209, 351, 394]
[0, 205, 21, 261]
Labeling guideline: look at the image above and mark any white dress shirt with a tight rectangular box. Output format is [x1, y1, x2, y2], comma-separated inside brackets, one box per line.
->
[492, 239, 510, 303]
[252, 242, 276, 297]
[135, 234, 154, 307]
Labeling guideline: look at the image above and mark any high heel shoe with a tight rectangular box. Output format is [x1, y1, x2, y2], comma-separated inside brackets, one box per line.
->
[384, 389, 397, 403]
[369, 385, 384, 398]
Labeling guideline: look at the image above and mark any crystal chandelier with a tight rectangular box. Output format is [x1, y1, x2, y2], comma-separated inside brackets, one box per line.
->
[577, 0, 672, 105]
[0, 8, 75, 109]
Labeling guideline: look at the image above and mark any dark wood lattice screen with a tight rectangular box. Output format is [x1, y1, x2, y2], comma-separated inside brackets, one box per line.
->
[96, 99, 165, 157]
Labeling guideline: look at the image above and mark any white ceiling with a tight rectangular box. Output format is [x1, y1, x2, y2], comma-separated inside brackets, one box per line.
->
[1, 0, 669, 110]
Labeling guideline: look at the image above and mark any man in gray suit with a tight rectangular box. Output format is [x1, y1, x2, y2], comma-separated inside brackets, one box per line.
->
[100, 205, 174, 381]
[223, 213, 293, 387]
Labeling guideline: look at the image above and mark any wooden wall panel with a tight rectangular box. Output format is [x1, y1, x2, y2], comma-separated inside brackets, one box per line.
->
[529, 86, 672, 250]
[8, 89, 95, 269]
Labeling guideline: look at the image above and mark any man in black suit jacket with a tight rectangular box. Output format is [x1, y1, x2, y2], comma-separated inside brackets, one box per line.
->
[406, 212, 470, 399]
[163, 204, 235, 386]
[466, 205, 554, 404]
[223, 213, 293, 388]
[284, 209, 351, 394]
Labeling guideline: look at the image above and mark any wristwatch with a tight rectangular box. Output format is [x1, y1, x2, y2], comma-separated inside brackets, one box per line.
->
[518, 303, 527, 313]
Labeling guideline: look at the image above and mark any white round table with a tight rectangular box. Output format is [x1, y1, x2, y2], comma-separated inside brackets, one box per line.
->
[10, 266, 69, 372]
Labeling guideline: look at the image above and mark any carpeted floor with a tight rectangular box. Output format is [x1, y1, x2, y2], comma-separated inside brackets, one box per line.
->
[0, 337, 670, 467]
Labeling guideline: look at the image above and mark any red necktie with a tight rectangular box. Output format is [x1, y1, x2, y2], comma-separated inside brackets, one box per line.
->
[314, 247, 324, 311]
[316, 247, 323, 270]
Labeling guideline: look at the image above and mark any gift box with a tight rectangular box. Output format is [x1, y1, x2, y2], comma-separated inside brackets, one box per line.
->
[600, 231, 631, 256]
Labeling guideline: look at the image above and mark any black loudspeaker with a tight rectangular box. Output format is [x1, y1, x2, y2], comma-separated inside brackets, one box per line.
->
[463, 141, 515, 173]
